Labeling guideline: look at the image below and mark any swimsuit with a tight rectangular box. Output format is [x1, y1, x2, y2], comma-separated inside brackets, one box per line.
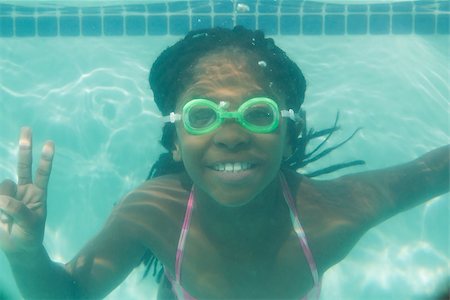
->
[165, 172, 321, 299]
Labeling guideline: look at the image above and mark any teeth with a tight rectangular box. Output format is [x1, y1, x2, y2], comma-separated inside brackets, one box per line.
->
[213, 162, 252, 172]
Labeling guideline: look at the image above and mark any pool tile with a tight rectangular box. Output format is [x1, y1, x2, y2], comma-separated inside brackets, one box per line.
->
[439, 1, 449, 12]
[104, 16, 124, 36]
[302, 2, 323, 13]
[415, 14, 435, 35]
[37, 16, 58, 37]
[214, 2, 234, 13]
[437, 14, 449, 34]
[280, 0, 301, 13]
[168, 1, 189, 13]
[15, 17, 35, 37]
[258, 15, 278, 35]
[147, 3, 167, 13]
[0, 17, 13, 37]
[347, 14, 367, 35]
[169, 15, 190, 35]
[214, 15, 234, 29]
[325, 15, 345, 35]
[392, 14, 413, 34]
[258, 0, 280, 13]
[14, 5, 35, 15]
[60, 16, 80, 36]
[192, 15, 212, 31]
[37, 6, 56, 14]
[103, 5, 123, 15]
[370, 4, 390, 13]
[148, 16, 167, 35]
[60, 7, 79, 15]
[82, 16, 102, 36]
[125, 4, 146, 13]
[325, 4, 345, 13]
[370, 14, 390, 34]
[347, 4, 367, 13]
[392, 2, 413, 12]
[191, 1, 211, 13]
[0, 4, 13, 16]
[280, 15, 300, 35]
[126, 16, 145, 36]
[81, 7, 100, 14]
[236, 15, 256, 30]
[415, 1, 436, 13]
[302, 15, 322, 35]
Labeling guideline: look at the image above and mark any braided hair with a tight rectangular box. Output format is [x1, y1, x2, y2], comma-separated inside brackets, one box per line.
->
[142, 26, 364, 280]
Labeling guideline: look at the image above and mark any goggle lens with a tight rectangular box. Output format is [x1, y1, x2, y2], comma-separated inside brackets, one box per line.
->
[243, 103, 275, 126]
[187, 104, 218, 129]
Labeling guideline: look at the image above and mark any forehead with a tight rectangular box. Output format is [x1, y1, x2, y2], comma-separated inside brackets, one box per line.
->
[178, 50, 283, 105]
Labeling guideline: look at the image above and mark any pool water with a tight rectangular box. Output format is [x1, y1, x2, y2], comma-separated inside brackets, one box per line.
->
[0, 2, 449, 300]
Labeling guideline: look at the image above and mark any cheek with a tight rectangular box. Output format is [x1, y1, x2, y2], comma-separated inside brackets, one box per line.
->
[175, 130, 208, 169]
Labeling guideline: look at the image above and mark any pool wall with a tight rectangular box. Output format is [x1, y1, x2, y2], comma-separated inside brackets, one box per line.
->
[0, 0, 449, 38]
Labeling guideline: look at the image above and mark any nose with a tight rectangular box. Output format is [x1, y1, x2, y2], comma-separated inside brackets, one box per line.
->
[213, 121, 250, 151]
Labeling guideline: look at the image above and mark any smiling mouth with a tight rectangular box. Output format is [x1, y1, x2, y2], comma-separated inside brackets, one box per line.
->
[211, 162, 254, 172]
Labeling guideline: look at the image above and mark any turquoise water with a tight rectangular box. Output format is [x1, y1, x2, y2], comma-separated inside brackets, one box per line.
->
[0, 34, 448, 299]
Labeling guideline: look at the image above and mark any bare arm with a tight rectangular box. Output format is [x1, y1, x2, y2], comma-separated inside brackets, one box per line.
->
[0, 128, 146, 299]
[4, 245, 80, 299]
[342, 145, 449, 227]
[298, 145, 449, 273]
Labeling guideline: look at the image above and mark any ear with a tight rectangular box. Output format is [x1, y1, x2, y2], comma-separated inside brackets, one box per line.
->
[172, 139, 182, 162]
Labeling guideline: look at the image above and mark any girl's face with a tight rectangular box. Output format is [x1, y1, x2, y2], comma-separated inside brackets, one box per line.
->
[172, 51, 292, 207]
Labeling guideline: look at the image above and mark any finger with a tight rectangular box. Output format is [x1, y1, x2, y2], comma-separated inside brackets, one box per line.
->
[17, 127, 33, 186]
[0, 211, 11, 223]
[0, 181, 18, 233]
[0, 212, 12, 235]
[34, 141, 55, 191]
[0, 179, 17, 197]
[0, 195, 33, 226]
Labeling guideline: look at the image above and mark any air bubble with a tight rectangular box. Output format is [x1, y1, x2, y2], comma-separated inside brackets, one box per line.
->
[236, 3, 250, 12]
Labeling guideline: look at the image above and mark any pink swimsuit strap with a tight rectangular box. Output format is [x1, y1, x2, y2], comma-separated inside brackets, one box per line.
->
[279, 172, 322, 300]
[167, 172, 321, 300]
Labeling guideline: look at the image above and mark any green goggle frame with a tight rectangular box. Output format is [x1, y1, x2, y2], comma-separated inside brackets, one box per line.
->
[163, 97, 299, 135]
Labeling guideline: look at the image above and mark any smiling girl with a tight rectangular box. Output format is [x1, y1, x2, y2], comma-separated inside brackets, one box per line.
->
[0, 26, 448, 300]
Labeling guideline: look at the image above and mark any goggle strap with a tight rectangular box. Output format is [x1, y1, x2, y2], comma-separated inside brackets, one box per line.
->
[281, 109, 300, 122]
[161, 112, 181, 124]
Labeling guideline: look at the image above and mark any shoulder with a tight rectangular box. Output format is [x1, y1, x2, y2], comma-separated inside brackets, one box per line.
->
[283, 169, 379, 271]
[117, 172, 192, 212]
[106, 172, 192, 253]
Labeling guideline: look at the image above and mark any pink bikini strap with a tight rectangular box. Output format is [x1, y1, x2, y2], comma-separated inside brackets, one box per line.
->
[279, 173, 321, 299]
[172, 187, 196, 300]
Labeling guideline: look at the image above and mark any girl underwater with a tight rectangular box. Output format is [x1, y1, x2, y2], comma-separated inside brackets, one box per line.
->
[0, 26, 448, 299]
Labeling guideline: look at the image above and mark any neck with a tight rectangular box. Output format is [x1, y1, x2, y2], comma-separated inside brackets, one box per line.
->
[193, 173, 291, 253]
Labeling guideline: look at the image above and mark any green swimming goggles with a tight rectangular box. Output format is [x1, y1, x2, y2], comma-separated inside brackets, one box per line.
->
[163, 97, 300, 135]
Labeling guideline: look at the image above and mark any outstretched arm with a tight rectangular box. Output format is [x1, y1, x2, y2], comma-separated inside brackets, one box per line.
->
[0, 128, 146, 299]
[343, 145, 449, 227]
[0, 127, 79, 298]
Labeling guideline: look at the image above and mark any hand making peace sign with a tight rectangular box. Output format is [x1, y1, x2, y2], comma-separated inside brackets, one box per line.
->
[0, 128, 54, 254]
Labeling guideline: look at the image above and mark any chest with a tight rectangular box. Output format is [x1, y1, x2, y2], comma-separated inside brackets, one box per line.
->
[167, 224, 317, 299]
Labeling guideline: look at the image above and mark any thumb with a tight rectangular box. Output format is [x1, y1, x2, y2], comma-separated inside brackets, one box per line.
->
[0, 180, 17, 197]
